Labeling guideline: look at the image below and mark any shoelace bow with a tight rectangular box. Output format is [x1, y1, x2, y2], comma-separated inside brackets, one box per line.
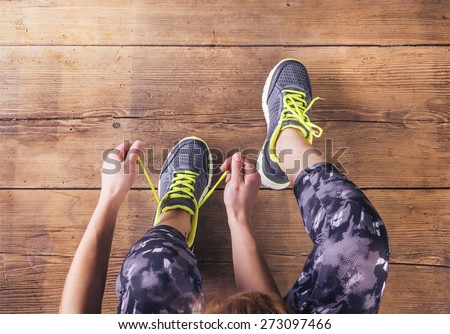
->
[281, 89, 323, 139]
[137, 156, 228, 208]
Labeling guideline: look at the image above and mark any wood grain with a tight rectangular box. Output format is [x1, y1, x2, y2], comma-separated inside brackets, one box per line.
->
[0, 46, 448, 122]
[1, 1, 448, 46]
[0, 118, 448, 188]
[0, 189, 448, 266]
[0, 254, 447, 314]
[0, 0, 448, 316]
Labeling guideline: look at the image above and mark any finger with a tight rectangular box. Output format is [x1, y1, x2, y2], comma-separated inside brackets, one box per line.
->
[243, 156, 256, 175]
[220, 156, 233, 172]
[231, 152, 243, 182]
[108, 142, 125, 162]
[125, 140, 142, 167]
[225, 174, 231, 183]
[244, 157, 261, 185]
[121, 140, 133, 160]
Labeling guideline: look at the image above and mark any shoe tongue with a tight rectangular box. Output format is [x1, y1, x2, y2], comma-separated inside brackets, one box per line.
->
[160, 197, 195, 215]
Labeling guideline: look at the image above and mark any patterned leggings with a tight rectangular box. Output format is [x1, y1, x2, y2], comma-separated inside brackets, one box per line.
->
[116, 162, 390, 314]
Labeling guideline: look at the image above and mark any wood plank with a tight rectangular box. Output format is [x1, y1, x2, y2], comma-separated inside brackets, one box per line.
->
[1, 1, 448, 46]
[0, 118, 448, 188]
[377, 264, 450, 314]
[1, 46, 448, 122]
[1, 189, 448, 266]
[0, 254, 447, 313]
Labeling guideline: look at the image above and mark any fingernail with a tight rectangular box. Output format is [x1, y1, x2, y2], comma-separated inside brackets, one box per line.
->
[234, 152, 240, 161]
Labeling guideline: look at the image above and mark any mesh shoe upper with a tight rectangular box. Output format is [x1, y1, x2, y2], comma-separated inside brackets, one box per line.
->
[266, 60, 313, 139]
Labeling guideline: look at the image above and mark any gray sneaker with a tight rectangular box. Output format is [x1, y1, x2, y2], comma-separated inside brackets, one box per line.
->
[155, 136, 212, 247]
[257, 59, 323, 190]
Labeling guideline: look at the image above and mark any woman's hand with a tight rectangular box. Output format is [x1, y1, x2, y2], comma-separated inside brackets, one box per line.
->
[100, 140, 142, 207]
[220, 153, 279, 296]
[220, 152, 261, 224]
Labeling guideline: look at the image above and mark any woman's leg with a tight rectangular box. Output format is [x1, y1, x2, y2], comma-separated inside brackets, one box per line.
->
[278, 129, 390, 313]
[116, 210, 203, 314]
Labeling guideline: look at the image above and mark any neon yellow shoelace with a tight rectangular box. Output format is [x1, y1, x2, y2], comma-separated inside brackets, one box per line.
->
[281, 89, 323, 139]
[137, 156, 228, 208]
[163, 170, 199, 215]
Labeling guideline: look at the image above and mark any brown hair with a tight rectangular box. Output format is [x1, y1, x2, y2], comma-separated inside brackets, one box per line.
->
[202, 291, 293, 314]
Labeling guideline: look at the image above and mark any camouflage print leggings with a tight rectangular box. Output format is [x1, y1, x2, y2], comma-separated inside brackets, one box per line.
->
[116, 162, 389, 314]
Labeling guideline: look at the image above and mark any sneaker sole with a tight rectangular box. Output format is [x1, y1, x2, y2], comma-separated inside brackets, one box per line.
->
[258, 58, 300, 190]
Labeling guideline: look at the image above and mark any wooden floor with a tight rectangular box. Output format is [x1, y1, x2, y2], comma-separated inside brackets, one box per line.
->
[0, 1, 449, 314]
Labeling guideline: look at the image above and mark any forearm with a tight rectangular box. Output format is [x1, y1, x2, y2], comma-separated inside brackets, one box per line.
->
[60, 198, 119, 313]
[228, 215, 280, 296]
